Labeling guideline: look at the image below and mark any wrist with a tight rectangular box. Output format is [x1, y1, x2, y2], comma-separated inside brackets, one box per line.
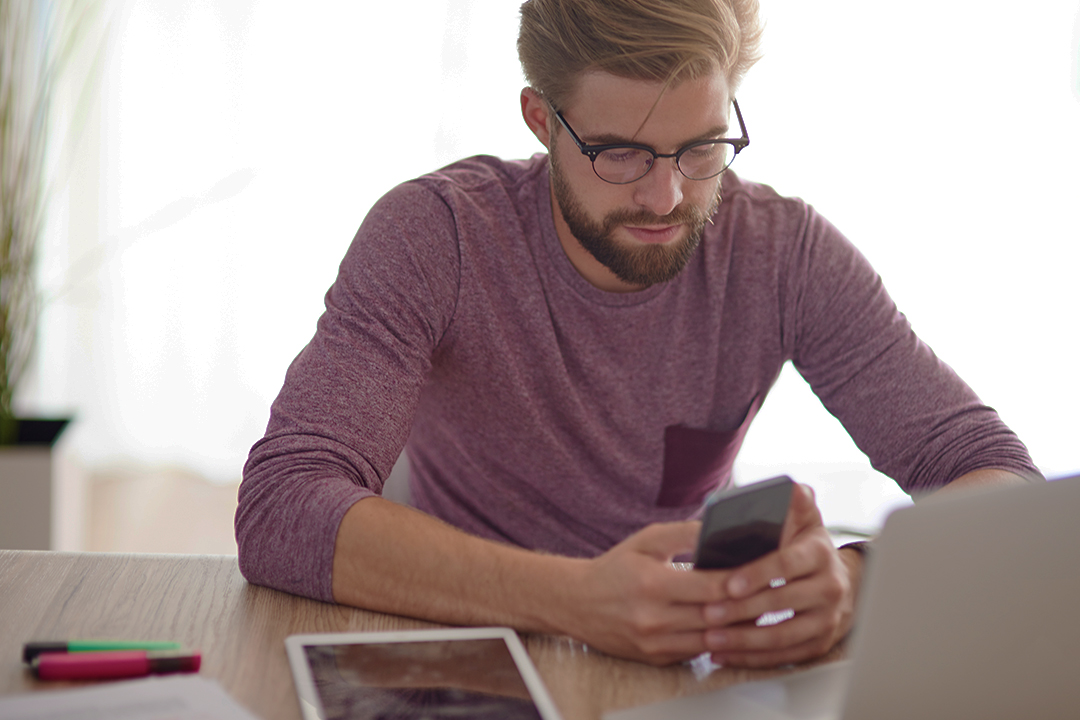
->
[838, 541, 871, 631]
[527, 555, 594, 638]
[462, 540, 581, 637]
[839, 540, 871, 564]
[838, 541, 870, 588]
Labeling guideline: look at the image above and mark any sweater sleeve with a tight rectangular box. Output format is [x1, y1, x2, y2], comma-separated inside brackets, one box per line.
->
[235, 182, 460, 601]
[782, 206, 1040, 493]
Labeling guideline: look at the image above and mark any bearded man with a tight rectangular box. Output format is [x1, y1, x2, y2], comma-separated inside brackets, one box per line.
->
[236, 0, 1039, 667]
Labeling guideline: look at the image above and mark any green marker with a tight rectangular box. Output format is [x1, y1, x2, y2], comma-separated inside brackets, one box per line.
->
[23, 640, 182, 663]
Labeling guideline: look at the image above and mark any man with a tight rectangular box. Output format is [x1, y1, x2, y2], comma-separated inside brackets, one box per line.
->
[236, 0, 1039, 668]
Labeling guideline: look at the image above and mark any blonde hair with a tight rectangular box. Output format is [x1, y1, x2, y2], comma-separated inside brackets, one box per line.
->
[518, 0, 763, 111]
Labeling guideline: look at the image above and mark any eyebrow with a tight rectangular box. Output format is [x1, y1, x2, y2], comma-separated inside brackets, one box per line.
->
[581, 124, 730, 148]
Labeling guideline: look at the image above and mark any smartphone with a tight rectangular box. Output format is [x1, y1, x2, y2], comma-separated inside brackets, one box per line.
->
[694, 475, 794, 569]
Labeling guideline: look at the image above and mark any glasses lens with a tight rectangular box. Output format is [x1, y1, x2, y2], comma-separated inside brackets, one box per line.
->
[593, 147, 654, 184]
[677, 141, 733, 180]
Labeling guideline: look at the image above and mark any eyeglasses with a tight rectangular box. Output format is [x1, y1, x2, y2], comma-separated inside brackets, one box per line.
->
[553, 99, 749, 185]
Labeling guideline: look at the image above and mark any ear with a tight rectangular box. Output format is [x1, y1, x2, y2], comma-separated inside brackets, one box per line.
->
[520, 87, 553, 148]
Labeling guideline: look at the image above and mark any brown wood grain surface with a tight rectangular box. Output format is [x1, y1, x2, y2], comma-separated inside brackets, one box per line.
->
[0, 551, 839, 719]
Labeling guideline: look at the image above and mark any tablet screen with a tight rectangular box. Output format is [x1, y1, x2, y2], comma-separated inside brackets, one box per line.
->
[296, 633, 550, 720]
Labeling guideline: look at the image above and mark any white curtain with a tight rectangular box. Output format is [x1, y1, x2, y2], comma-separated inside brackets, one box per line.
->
[27, 0, 1080, 511]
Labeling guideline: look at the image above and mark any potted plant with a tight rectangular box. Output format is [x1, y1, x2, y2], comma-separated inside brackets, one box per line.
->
[1, 2, 99, 548]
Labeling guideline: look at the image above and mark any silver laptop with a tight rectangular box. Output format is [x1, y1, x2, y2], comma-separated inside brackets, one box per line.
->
[606, 475, 1080, 720]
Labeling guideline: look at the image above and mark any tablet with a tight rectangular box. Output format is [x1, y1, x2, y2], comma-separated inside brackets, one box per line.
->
[285, 627, 563, 720]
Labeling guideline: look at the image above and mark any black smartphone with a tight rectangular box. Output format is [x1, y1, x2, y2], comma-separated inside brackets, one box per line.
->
[694, 475, 794, 569]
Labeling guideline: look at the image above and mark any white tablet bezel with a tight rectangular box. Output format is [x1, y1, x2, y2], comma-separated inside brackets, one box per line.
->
[285, 626, 563, 720]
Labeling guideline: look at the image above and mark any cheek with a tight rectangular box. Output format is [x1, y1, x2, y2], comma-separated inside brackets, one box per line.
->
[593, 185, 636, 215]
[685, 179, 721, 209]
[571, 171, 631, 216]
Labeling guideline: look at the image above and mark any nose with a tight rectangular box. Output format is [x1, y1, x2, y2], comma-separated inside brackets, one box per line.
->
[631, 157, 684, 217]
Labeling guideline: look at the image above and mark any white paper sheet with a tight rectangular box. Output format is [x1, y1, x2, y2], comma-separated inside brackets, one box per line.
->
[0, 675, 262, 720]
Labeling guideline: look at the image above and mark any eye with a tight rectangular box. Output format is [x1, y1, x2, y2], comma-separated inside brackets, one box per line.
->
[684, 142, 723, 159]
[599, 147, 648, 164]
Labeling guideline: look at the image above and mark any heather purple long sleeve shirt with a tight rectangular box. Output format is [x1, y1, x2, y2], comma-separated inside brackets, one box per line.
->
[236, 155, 1038, 601]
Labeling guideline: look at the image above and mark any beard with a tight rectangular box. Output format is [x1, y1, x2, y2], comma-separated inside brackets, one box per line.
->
[550, 150, 720, 288]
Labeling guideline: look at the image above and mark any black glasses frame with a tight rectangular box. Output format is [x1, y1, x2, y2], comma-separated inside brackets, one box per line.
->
[553, 98, 749, 185]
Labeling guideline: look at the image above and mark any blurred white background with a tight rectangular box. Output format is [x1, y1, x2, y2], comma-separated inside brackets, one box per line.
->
[23, 0, 1080, 548]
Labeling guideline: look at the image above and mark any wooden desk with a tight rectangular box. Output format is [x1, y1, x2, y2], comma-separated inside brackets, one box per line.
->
[0, 551, 838, 719]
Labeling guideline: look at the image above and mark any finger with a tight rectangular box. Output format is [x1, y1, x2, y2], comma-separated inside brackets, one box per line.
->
[621, 630, 712, 666]
[622, 599, 723, 636]
[724, 530, 834, 600]
[704, 609, 832, 655]
[659, 566, 735, 604]
[708, 605, 844, 668]
[710, 634, 837, 669]
[780, 482, 824, 546]
[704, 577, 818, 627]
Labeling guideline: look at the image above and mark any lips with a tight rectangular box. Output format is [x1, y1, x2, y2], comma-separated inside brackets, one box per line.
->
[623, 224, 684, 244]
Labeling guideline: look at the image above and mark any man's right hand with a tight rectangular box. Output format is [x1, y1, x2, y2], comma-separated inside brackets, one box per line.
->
[558, 522, 729, 665]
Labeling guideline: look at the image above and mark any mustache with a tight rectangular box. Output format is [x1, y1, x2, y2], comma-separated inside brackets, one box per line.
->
[602, 203, 713, 231]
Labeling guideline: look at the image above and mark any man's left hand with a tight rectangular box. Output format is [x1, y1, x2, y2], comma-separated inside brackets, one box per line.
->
[700, 483, 859, 667]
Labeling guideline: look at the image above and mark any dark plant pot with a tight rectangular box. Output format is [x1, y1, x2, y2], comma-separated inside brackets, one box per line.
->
[0, 417, 71, 447]
[0, 417, 73, 549]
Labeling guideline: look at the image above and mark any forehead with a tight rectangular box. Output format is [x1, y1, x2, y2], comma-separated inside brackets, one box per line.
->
[561, 70, 733, 147]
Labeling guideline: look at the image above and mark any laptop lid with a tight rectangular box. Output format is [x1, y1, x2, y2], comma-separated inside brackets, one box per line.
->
[841, 475, 1080, 720]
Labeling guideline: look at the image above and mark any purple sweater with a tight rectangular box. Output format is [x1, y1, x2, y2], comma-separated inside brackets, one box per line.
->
[236, 154, 1038, 601]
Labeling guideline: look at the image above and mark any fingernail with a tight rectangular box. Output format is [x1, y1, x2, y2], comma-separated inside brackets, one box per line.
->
[705, 604, 726, 623]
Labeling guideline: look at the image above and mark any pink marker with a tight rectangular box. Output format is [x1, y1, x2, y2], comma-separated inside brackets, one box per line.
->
[32, 650, 201, 681]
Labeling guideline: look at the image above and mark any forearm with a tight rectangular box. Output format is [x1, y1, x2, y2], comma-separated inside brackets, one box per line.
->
[331, 496, 582, 634]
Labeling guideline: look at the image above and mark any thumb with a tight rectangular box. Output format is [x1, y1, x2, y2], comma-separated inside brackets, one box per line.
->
[781, 482, 823, 545]
[626, 521, 702, 561]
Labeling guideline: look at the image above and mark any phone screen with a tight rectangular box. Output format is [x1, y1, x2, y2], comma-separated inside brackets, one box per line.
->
[694, 475, 793, 569]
